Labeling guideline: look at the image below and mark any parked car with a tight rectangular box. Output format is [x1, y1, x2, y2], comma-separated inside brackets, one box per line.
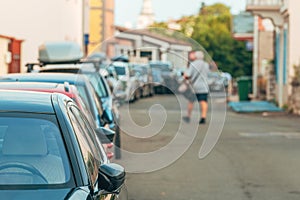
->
[110, 61, 141, 102]
[86, 52, 107, 65]
[151, 67, 165, 93]
[83, 52, 125, 99]
[0, 82, 114, 159]
[0, 90, 126, 199]
[0, 73, 109, 133]
[30, 42, 119, 136]
[104, 65, 128, 101]
[37, 63, 122, 159]
[131, 63, 154, 97]
[207, 71, 225, 92]
[0, 81, 90, 121]
[149, 61, 178, 94]
[37, 64, 117, 129]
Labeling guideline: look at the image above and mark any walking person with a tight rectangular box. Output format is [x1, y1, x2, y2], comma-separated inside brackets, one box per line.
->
[183, 50, 210, 124]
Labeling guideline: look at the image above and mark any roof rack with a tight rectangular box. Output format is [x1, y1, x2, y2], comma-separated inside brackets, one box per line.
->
[63, 82, 70, 92]
[25, 63, 42, 73]
[25, 59, 105, 72]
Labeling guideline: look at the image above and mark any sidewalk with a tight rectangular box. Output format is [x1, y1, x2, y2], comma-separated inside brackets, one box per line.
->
[227, 94, 283, 114]
[227, 94, 239, 102]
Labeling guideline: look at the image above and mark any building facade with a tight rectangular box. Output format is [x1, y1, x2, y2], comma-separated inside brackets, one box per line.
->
[246, 0, 300, 110]
[0, 35, 23, 75]
[88, 0, 115, 55]
[0, 0, 84, 73]
[104, 27, 192, 68]
[233, 12, 275, 100]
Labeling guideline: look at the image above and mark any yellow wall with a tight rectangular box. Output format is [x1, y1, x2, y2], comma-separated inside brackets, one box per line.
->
[89, 0, 103, 54]
[88, 0, 115, 55]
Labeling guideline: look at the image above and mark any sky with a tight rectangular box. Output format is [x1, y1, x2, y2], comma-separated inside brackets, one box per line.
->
[115, 0, 246, 27]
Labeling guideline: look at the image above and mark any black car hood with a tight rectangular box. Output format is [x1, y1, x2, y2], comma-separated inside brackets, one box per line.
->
[0, 188, 72, 200]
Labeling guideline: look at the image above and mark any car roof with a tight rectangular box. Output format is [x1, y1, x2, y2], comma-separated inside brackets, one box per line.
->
[111, 61, 129, 67]
[149, 61, 172, 66]
[0, 89, 55, 114]
[0, 73, 88, 85]
[0, 82, 77, 99]
[39, 63, 97, 73]
[0, 82, 60, 89]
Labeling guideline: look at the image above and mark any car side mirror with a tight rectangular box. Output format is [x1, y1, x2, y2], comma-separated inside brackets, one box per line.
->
[98, 163, 125, 194]
[102, 110, 113, 125]
[109, 72, 114, 77]
[95, 127, 115, 144]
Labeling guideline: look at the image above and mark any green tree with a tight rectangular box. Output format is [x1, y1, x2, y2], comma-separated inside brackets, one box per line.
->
[151, 3, 253, 78]
[191, 3, 252, 78]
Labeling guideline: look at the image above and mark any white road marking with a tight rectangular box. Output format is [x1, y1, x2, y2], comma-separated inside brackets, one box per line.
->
[239, 132, 300, 139]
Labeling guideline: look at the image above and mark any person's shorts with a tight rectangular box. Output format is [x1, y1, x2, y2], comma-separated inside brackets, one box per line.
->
[196, 93, 208, 102]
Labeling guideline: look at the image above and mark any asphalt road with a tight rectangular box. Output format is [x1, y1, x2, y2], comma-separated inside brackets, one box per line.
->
[115, 94, 300, 200]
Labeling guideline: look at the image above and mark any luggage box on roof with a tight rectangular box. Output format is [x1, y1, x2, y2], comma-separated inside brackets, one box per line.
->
[38, 42, 83, 64]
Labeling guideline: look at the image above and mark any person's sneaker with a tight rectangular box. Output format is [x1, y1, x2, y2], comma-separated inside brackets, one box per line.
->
[199, 118, 206, 124]
[182, 116, 190, 123]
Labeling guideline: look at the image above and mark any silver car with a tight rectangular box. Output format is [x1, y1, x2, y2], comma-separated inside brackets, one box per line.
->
[110, 61, 141, 102]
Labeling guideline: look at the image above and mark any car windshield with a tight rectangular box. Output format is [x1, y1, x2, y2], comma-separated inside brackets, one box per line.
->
[0, 113, 71, 186]
[149, 63, 171, 72]
[114, 66, 126, 75]
[133, 67, 147, 75]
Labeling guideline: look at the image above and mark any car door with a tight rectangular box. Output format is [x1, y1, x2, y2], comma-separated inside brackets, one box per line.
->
[67, 105, 115, 200]
[75, 82, 105, 128]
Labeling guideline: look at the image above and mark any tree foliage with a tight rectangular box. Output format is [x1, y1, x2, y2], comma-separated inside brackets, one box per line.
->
[151, 3, 253, 78]
[191, 3, 252, 78]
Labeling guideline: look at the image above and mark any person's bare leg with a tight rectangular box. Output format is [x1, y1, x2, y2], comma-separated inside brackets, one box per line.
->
[187, 101, 194, 118]
[183, 101, 194, 123]
[199, 100, 208, 124]
[200, 101, 208, 118]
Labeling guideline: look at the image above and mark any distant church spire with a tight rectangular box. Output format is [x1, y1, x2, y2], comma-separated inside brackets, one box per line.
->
[137, 0, 155, 29]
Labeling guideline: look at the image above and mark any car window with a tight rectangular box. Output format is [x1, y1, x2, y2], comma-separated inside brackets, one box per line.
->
[85, 82, 105, 126]
[76, 85, 91, 111]
[76, 95, 97, 129]
[77, 83, 105, 127]
[114, 66, 126, 75]
[134, 67, 147, 75]
[68, 106, 103, 185]
[150, 63, 171, 72]
[0, 113, 71, 186]
[87, 73, 108, 98]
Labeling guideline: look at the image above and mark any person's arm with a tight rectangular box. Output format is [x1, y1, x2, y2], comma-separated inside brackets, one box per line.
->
[184, 63, 193, 80]
[183, 73, 189, 80]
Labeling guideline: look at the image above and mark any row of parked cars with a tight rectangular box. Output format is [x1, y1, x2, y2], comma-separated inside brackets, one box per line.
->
[0, 42, 128, 199]
[103, 59, 180, 99]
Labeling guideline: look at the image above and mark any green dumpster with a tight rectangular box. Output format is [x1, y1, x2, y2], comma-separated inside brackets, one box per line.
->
[237, 76, 252, 101]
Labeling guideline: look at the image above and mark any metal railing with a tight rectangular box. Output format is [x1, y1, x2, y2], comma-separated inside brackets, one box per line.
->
[246, 0, 283, 6]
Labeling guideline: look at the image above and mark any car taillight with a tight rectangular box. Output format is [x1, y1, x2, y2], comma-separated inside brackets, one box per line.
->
[106, 151, 114, 160]
[106, 142, 113, 149]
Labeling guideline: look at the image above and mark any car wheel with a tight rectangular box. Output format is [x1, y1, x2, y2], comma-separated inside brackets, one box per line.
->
[134, 89, 140, 101]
